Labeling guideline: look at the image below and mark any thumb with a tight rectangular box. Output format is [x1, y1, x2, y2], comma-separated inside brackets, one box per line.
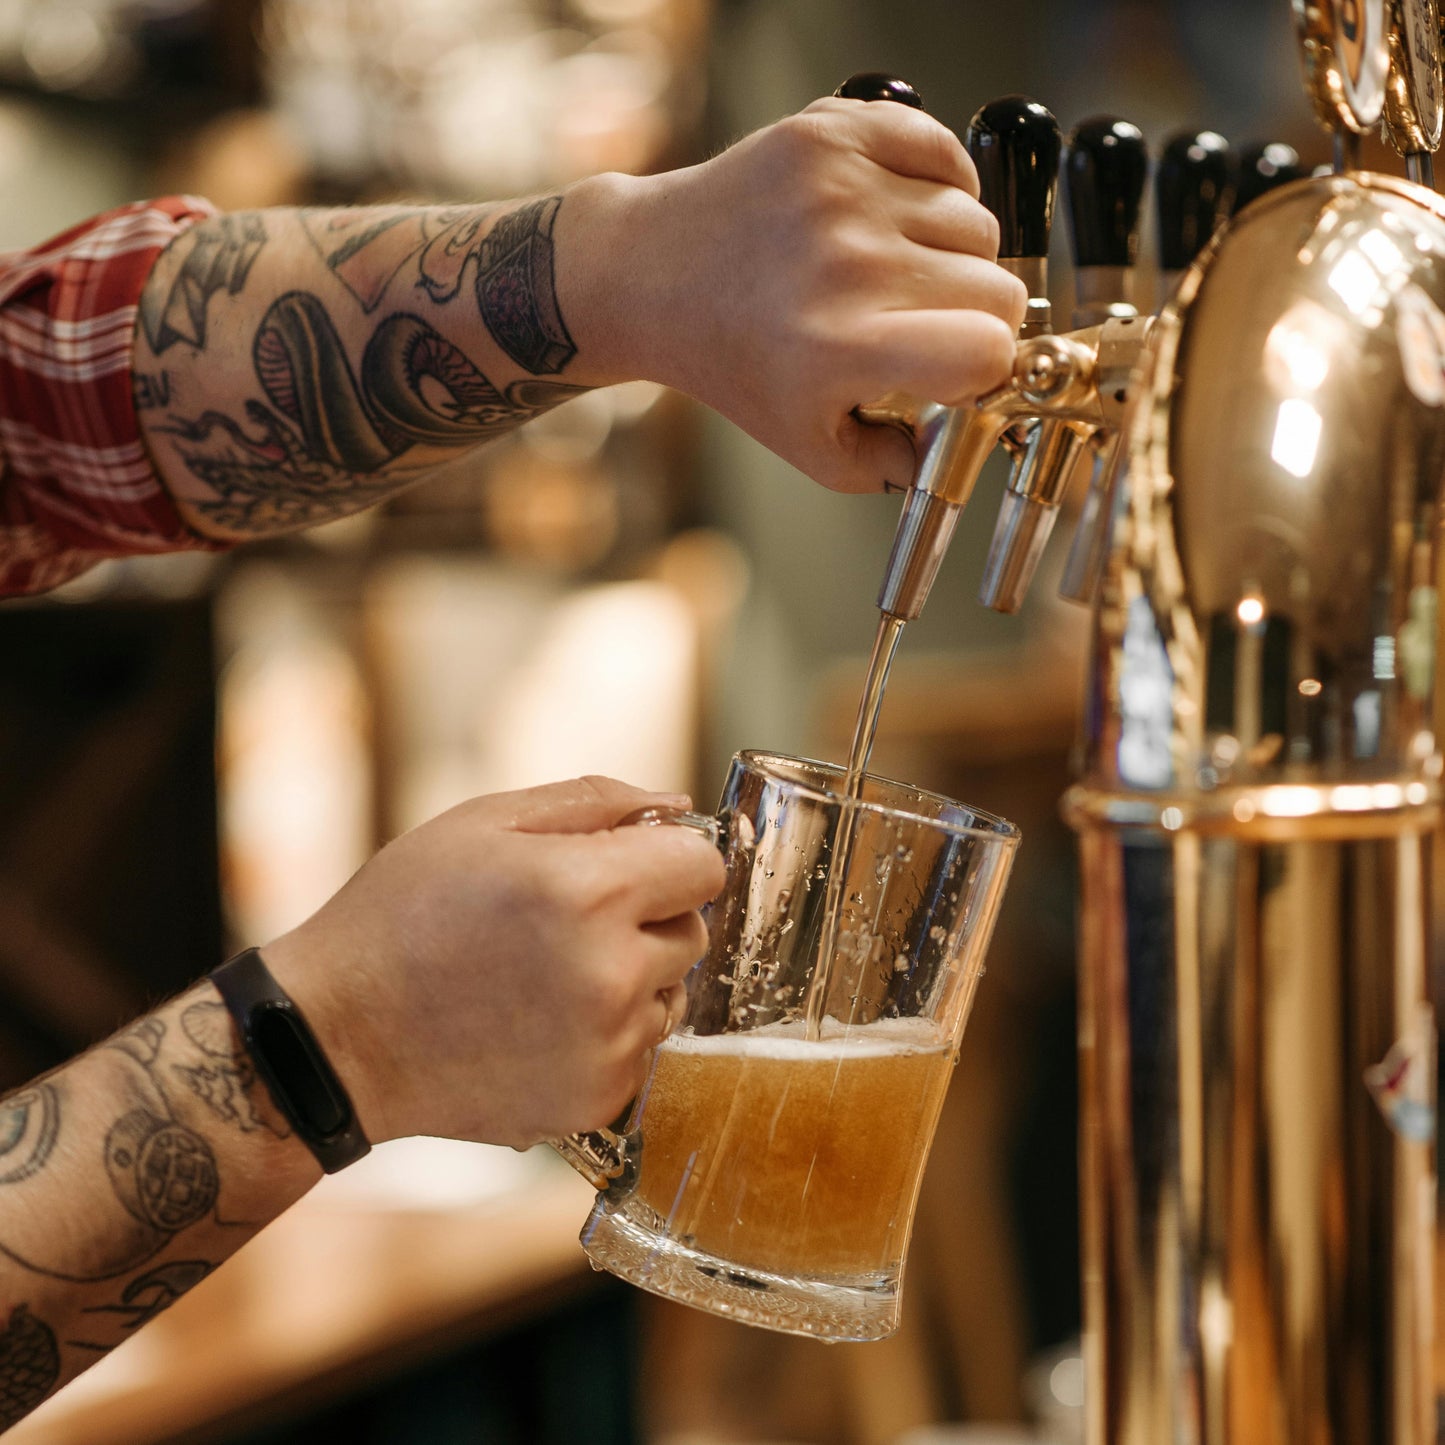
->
[506, 774, 693, 835]
[829, 412, 918, 495]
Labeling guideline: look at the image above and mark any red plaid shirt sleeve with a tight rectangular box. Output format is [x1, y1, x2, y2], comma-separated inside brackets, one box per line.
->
[0, 195, 227, 597]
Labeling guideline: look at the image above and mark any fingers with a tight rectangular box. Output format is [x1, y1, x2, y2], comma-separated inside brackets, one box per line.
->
[804, 94, 979, 195]
[859, 305, 1021, 402]
[653, 980, 688, 1043]
[505, 774, 692, 836]
[600, 822, 726, 922]
[881, 173, 1000, 259]
[832, 416, 919, 495]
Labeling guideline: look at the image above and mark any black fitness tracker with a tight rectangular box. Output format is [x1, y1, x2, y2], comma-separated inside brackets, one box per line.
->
[209, 947, 371, 1174]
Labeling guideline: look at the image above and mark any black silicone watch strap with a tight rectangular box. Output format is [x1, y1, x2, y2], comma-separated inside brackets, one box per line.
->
[209, 948, 371, 1174]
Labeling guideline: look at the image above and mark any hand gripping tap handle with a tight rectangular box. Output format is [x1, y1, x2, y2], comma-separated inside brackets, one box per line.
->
[980, 114, 1145, 614]
[852, 92, 1062, 622]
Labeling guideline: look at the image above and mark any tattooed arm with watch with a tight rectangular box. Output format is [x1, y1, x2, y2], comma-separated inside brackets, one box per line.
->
[0, 775, 722, 1428]
[134, 94, 1023, 542]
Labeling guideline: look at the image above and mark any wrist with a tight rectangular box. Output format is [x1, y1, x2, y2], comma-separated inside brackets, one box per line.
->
[254, 928, 395, 1149]
[555, 169, 675, 392]
[210, 949, 372, 1173]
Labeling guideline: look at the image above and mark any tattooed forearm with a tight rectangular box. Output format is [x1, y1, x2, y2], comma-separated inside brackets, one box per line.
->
[0, 1305, 60, 1429]
[154, 291, 586, 534]
[140, 196, 597, 539]
[139, 212, 268, 354]
[0, 986, 320, 1428]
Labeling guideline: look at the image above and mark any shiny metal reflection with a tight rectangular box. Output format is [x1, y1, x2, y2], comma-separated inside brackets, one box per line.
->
[1065, 171, 1444, 1445]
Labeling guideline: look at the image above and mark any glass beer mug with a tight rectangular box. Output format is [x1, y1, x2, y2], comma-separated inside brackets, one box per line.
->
[551, 750, 1019, 1341]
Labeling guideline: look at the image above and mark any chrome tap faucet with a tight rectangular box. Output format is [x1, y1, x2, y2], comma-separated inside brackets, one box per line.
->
[856, 93, 1063, 622]
[980, 114, 1148, 614]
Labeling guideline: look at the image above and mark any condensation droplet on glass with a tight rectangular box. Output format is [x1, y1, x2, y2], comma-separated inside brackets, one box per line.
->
[929, 925, 946, 943]
[894, 953, 909, 973]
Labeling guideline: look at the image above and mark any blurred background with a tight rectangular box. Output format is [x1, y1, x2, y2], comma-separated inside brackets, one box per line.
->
[0, 1, 1355, 1441]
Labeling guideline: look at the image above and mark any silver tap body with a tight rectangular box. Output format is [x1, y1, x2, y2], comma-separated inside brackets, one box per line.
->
[1063, 172, 1443, 1445]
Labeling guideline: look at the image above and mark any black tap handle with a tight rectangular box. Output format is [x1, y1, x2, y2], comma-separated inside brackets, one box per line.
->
[1156, 130, 1235, 271]
[1064, 115, 1148, 268]
[965, 96, 1062, 259]
[835, 72, 925, 108]
[1231, 141, 1305, 215]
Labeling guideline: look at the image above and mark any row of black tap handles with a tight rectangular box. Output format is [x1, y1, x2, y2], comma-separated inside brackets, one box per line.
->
[838, 73, 1306, 281]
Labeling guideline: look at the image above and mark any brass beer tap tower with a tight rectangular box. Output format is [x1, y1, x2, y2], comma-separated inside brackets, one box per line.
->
[852, 1, 1445, 1438]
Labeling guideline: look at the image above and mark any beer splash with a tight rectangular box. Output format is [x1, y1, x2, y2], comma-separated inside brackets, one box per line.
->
[804, 611, 905, 1040]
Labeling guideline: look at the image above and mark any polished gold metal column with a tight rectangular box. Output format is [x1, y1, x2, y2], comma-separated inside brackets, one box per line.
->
[1065, 162, 1445, 1444]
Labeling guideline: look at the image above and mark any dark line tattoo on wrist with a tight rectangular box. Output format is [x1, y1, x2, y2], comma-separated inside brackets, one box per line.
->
[0, 1305, 60, 1429]
[139, 212, 267, 354]
[0, 1084, 59, 1185]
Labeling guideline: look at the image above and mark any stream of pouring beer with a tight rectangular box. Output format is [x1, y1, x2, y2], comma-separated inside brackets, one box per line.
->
[804, 612, 905, 1041]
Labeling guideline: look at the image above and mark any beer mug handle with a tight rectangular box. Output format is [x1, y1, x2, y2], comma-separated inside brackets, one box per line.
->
[548, 806, 724, 1198]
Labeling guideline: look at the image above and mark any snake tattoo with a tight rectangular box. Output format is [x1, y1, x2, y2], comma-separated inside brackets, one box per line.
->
[155, 197, 588, 532]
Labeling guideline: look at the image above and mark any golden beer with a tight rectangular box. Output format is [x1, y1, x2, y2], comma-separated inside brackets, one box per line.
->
[626, 1016, 954, 1282]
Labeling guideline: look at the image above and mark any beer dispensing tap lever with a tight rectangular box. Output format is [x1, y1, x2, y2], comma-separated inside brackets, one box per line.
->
[1230, 141, 1305, 214]
[1155, 129, 1236, 298]
[979, 114, 1147, 614]
[1056, 124, 1233, 607]
[854, 94, 1062, 622]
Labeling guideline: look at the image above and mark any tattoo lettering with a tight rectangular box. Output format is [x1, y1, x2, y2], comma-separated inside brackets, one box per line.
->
[0, 1305, 60, 1429]
[139, 212, 267, 354]
[72, 1260, 213, 1348]
[173, 1002, 288, 1138]
[133, 370, 172, 409]
[0, 1085, 59, 1185]
[472, 197, 576, 375]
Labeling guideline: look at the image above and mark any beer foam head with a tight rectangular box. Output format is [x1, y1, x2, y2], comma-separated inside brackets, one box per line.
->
[664, 1015, 945, 1059]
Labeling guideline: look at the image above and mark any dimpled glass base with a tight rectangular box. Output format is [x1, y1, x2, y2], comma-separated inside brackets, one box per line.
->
[578, 1200, 902, 1341]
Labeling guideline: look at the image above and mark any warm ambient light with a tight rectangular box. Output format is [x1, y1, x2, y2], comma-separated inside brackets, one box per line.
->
[1237, 596, 1266, 626]
[1299, 678, 1322, 696]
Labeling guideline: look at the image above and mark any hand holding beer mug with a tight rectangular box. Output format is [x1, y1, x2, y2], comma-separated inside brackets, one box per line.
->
[551, 751, 1019, 1341]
